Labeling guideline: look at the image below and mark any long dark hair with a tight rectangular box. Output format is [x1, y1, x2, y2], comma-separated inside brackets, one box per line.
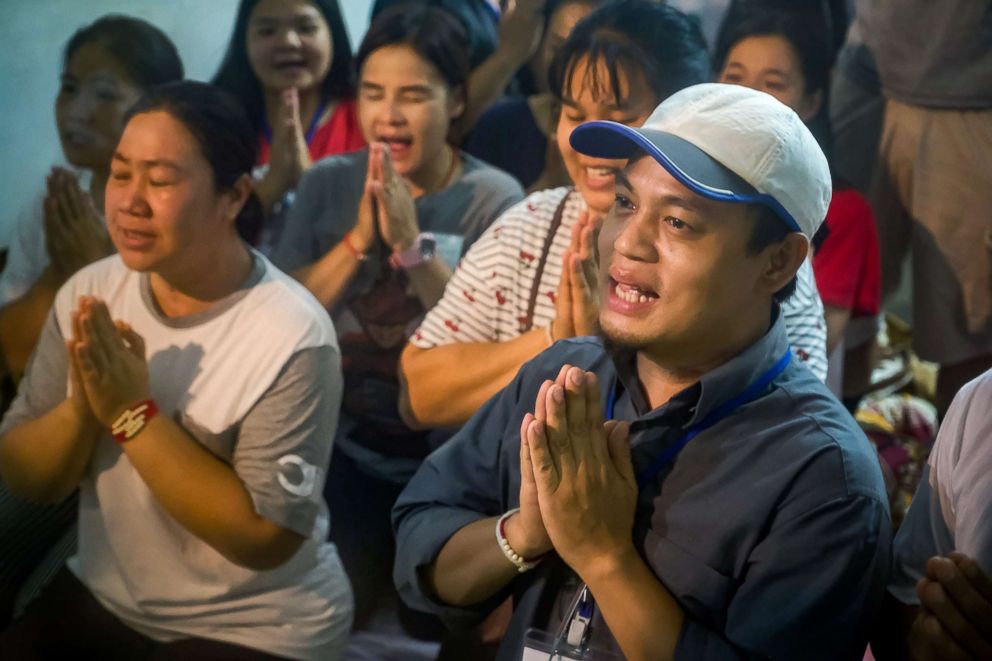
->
[549, 0, 710, 107]
[126, 81, 264, 243]
[356, 3, 471, 97]
[64, 14, 184, 87]
[212, 0, 354, 130]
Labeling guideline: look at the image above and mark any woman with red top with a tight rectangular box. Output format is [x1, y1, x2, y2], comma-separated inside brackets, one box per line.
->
[716, 6, 882, 405]
[213, 0, 365, 249]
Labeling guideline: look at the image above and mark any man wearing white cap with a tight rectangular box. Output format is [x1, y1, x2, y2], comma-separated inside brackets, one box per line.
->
[393, 83, 890, 660]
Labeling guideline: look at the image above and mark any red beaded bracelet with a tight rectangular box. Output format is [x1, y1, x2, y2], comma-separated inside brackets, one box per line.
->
[110, 399, 159, 444]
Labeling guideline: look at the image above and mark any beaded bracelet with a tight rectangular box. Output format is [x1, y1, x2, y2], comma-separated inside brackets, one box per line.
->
[110, 399, 159, 444]
[495, 508, 543, 573]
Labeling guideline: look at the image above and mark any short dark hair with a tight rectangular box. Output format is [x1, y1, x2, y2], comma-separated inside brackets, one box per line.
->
[356, 4, 471, 94]
[212, 0, 354, 131]
[745, 204, 799, 302]
[126, 81, 264, 244]
[549, 0, 709, 106]
[715, 6, 833, 96]
[64, 14, 184, 88]
[370, 0, 496, 69]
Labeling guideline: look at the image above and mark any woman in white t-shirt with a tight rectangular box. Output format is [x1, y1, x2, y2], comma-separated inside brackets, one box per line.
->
[0, 15, 183, 381]
[0, 81, 351, 660]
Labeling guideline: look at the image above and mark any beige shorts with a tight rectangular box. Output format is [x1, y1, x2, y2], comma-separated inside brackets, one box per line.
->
[871, 99, 992, 365]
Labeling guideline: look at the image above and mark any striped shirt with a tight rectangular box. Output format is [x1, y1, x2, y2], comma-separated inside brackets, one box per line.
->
[412, 187, 828, 381]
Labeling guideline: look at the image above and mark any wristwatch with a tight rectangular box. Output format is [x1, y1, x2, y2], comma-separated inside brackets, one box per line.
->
[389, 232, 436, 269]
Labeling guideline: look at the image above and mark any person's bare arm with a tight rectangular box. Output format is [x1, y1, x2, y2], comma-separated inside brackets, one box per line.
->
[0, 268, 60, 379]
[73, 299, 309, 570]
[427, 401, 555, 606]
[0, 308, 101, 502]
[824, 304, 851, 354]
[292, 239, 365, 310]
[0, 396, 101, 503]
[451, 0, 546, 143]
[399, 328, 548, 429]
[121, 414, 306, 570]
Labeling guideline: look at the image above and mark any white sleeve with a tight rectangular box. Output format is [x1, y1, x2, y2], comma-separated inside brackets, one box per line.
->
[928, 373, 992, 571]
[782, 258, 828, 382]
[411, 202, 526, 348]
[0, 193, 50, 307]
[889, 371, 992, 602]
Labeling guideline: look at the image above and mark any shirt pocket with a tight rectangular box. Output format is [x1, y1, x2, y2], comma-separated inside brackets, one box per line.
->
[644, 529, 738, 631]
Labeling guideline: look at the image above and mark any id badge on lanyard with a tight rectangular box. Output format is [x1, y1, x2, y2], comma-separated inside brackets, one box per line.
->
[521, 586, 622, 661]
[519, 348, 792, 661]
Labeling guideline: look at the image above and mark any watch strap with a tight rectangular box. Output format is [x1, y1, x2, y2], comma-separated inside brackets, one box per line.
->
[389, 232, 436, 269]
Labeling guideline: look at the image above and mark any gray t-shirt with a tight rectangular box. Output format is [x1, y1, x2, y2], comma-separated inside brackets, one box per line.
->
[1, 253, 352, 660]
[855, 0, 992, 108]
[273, 148, 524, 483]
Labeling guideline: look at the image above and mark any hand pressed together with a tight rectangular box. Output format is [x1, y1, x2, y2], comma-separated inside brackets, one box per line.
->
[265, 88, 312, 196]
[551, 210, 602, 342]
[519, 364, 637, 578]
[44, 167, 113, 282]
[69, 296, 150, 427]
[908, 552, 992, 661]
[351, 142, 420, 255]
[497, 0, 547, 65]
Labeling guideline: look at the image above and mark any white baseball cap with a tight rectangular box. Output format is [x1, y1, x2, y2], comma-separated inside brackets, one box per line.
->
[569, 82, 831, 239]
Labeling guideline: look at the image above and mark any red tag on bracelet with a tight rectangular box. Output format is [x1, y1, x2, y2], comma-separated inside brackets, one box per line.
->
[110, 399, 159, 444]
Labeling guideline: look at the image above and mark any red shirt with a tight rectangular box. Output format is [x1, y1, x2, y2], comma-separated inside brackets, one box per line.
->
[257, 97, 365, 165]
[813, 187, 882, 318]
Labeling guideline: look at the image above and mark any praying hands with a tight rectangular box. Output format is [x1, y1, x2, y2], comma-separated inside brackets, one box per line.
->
[519, 364, 636, 578]
[68, 296, 150, 427]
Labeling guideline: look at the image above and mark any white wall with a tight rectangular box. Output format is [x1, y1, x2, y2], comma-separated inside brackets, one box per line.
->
[0, 0, 373, 247]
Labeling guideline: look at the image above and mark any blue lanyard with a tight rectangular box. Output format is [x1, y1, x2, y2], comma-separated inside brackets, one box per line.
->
[605, 349, 793, 489]
[261, 98, 328, 146]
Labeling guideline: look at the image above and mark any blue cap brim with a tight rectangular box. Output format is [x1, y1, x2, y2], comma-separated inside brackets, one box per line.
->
[570, 121, 801, 232]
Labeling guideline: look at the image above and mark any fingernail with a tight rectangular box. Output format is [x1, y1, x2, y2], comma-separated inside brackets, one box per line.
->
[569, 369, 582, 386]
[552, 385, 564, 403]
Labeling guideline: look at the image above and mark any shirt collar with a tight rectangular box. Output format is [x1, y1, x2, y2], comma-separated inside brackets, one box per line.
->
[609, 305, 791, 429]
[684, 305, 791, 428]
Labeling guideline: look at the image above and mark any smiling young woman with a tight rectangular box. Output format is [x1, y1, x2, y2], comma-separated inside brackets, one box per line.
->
[213, 0, 364, 246]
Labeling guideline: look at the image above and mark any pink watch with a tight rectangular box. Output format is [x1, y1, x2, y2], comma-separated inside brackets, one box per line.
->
[389, 233, 436, 269]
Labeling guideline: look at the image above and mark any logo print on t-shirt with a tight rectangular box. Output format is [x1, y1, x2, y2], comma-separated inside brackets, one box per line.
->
[277, 454, 319, 497]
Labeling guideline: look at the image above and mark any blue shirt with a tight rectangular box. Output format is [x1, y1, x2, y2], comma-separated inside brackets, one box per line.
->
[393, 311, 890, 659]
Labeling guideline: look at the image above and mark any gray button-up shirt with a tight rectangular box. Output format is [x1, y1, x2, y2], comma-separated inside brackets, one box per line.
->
[393, 312, 891, 660]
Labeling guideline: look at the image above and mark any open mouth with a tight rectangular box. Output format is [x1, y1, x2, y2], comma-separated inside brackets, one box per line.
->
[117, 227, 156, 250]
[274, 58, 308, 73]
[584, 166, 615, 190]
[378, 136, 413, 159]
[614, 281, 658, 303]
[607, 274, 659, 313]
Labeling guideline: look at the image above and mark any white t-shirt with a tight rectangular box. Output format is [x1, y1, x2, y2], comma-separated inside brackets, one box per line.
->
[412, 187, 829, 382]
[889, 369, 992, 604]
[1, 252, 352, 660]
[0, 168, 92, 306]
